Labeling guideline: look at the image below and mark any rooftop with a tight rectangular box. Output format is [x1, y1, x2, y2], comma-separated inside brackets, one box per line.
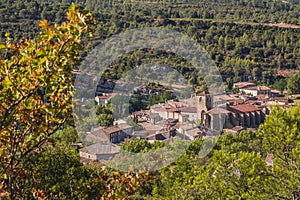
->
[229, 104, 261, 113]
[256, 94, 270, 99]
[207, 107, 232, 114]
[166, 108, 181, 112]
[80, 143, 120, 155]
[166, 100, 185, 108]
[244, 86, 270, 91]
[96, 93, 116, 99]
[185, 128, 202, 137]
[233, 82, 256, 89]
[85, 131, 109, 143]
[133, 130, 157, 138]
[91, 126, 105, 132]
[103, 124, 132, 134]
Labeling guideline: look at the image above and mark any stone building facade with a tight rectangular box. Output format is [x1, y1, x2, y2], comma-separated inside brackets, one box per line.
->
[196, 92, 267, 131]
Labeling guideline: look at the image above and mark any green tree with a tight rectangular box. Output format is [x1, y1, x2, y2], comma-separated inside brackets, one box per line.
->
[194, 150, 274, 199]
[273, 78, 287, 93]
[22, 145, 101, 199]
[287, 73, 300, 94]
[121, 139, 165, 153]
[231, 87, 240, 94]
[0, 4, 96, 199]
[52, 126, 79, 144]
[96, 104, 114, 127]
[258, 105, 300, 199]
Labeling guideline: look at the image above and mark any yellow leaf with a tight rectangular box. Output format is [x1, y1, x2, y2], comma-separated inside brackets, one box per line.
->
[39, 20, 48, 29]
[0, 43, 6, 49]
[113, 171, 121, 177]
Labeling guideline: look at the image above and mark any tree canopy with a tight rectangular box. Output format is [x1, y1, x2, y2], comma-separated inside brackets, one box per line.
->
[0, 4, 96, 198]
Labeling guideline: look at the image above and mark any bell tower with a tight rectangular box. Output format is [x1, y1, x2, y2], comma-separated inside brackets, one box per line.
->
[196, 91, 213, 125]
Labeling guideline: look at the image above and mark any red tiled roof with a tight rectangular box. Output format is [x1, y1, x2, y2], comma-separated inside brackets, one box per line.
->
[229, 104, 261, 113]
[96, 93, 116, 99]
[92, 126, 105, 132]
[258, 86, 271, 90]
[256, 94, 270, 99]
[233, 82, 256, 89]
[103, 124, 132, 134]
[166, 108, 181, 112]
[166, 100, 184, 108]
[206, 107, 231, 114]
[226, 97, 244, 104]
[221, 95, 235, 101]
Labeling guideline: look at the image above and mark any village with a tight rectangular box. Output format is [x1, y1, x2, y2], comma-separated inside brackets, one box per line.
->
[79, 81, 300, 163]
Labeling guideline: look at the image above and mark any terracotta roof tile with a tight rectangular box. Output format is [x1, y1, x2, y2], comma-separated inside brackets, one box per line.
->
[233, 82, 256, 89]
[103, 124, 132, 134]
[229, 104, 261, 113]
[166, 100, 184, 108]
[206, 107, 231, 114]
[96, 93, 116, 99]
[166, 108, 181, 112]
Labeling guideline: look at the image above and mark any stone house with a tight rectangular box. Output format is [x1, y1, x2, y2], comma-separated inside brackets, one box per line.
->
[180, 107, 197, 122]
[95, 93, 116, 106]
[197, 92, 267, 131]
[102, 124, 133, 144]
[79, 143, 120, 161]
[241, 86, 271, 97]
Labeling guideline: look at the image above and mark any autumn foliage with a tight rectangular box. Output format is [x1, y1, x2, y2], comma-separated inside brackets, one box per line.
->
[0, 4, 95, 199]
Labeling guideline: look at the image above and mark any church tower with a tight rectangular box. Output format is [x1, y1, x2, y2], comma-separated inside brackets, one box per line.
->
[196, 91, 213, 125]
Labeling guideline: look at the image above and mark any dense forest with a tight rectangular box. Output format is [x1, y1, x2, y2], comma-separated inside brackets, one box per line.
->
[0, 1, 299, 199]
[0, 0, 300, 91]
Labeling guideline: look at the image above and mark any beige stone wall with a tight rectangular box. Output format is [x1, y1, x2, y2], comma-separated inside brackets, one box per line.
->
[80, 151, 97, 160]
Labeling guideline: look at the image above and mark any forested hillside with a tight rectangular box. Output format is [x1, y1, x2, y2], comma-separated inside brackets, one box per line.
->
[0, 2, 299, 199]
[0, 0, 299, 90]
